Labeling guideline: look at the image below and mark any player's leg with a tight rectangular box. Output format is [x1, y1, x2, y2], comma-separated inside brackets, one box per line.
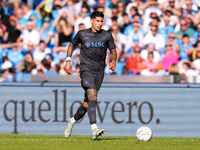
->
[64, 96, 88, 138]
[74, 96, 88, 121]
[86, 88, 105, 140]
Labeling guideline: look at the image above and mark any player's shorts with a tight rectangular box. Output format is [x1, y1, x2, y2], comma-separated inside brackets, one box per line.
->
[80, 71, 104, 92]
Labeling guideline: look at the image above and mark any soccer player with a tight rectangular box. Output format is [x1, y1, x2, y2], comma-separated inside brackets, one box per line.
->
[64, 11, 117, 140]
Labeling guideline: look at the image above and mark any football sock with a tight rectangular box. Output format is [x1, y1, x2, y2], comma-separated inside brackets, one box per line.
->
[88, 100, 97, 125]
[74, 104, 87, 121]
[71, 117, 76, 124]
[91, 124, 98, 130]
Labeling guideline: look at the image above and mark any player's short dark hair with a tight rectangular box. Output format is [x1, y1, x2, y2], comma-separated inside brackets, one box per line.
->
[90, 11, 104, 19]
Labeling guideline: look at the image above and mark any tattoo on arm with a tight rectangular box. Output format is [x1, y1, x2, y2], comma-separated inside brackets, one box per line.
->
[110, 48, 117, 62]
[67, 43, 74, 57]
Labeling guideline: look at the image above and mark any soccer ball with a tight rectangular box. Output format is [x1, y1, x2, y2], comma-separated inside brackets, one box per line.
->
[136, 126, 152, 141]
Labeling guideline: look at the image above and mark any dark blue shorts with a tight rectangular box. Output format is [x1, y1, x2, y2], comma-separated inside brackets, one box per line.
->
[80, 71, 104, 92]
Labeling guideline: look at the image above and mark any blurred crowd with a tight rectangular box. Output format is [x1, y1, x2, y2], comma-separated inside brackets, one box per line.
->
[0, 0, 200, 82]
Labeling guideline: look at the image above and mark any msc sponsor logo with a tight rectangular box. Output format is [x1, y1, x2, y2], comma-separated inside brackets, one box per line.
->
[85, 42, 105, 48]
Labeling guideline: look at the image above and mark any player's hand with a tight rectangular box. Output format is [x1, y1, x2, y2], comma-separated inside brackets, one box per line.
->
[109, 60, 116, 71]
[64, 61, 72, 75]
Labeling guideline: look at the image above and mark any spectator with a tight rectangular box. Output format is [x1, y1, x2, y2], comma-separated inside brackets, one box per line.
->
[21, 4, 33, 21]
[193, 23, 200, 44]
[122, 65, 133, 75]
[64, 0, 78, 19]
[4, 15, 21, 43]
[125, 46, 144, 75]
[75, 0, 96, 16]
[142, 25, 165, 52]
[33, 40, 51, 64]
[189, 35, 200, 61]
[0, 26, 5, 44]
[40, 16, 54, 45]
[140, 43, 160, 63]
[168, 63, 186, 83]
[184, 14, 197, 29]
[161, 42, 179, 71]
[22, 41, 36, 55]
[111, 7, 124, 28]
[110, 24, 126, 53]
[54, 18, 73, 47]
[182, 61, 199, 83]
[159, 1, 181, 18]
[143, 0, 162, 29]
[125, 0, 144, 19]
[15, 8, 27, 27]
[160, 32, 180, 55]
[121, 13, 131, 33]
[40, 54, 59, 75]
[0, 1, 8, 15]
[125, 21, 143, 49]
[17, 51, 37, 74]
[52, 7, 75, 27]
[175, 19, 195, 43]
[168, 63, 179, 75]
[0, 29, 13, 63]
[181, 0, 198, 18]
[140, 52, 159, 76]
[51, 0, 64, 20]
[58, 59, 67, 75]
[128, 6, 139, 22]
[0, 56, 14, 82]
[29, 12, 42, 31]
[143, 12, 163, 32]
[178, 34, 193, 60]
[117, 1, 125, 16]
[124, 34, 141, 57]
[104, 0, 119, 18]
[163, 7, 179, 31]
[158, 14, 176, 41]
[74, 6, 91, 33]
[16, 20, 40, 49]
[0, 14, 6, 33]
[7, 44, 24, 69]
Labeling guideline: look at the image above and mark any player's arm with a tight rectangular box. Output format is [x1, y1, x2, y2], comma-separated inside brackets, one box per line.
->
[109, 48, 117, 71]
[64, 43, 75, 75]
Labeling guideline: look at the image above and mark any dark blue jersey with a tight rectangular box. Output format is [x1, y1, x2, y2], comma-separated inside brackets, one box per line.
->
[71, 28, 116, 74]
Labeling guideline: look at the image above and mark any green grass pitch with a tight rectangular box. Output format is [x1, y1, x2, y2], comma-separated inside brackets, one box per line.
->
[0, 134, 200, 150]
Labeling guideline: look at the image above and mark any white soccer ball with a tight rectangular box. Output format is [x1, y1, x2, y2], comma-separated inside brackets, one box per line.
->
[136, 126, 152, 141]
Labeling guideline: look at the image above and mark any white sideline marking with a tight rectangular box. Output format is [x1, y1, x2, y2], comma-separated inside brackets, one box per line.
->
[0, 139, 66, 141]
[0, 138, 131, 141]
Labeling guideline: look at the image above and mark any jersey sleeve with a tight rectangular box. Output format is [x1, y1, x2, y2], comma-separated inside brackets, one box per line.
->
[71, 31, 82, 46]
[107, 32, 116, 50]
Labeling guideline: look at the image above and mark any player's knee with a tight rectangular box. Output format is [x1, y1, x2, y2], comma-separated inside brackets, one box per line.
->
[83, 102, 88, 108]
[86, 89, 97, 101]
[88, 95, 97, 101]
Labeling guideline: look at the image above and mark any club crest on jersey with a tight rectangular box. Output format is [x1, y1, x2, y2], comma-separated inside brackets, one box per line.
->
[102, 36, 106, 40]
[85, 42, 90, 48]
[84, 37, 89, 39]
